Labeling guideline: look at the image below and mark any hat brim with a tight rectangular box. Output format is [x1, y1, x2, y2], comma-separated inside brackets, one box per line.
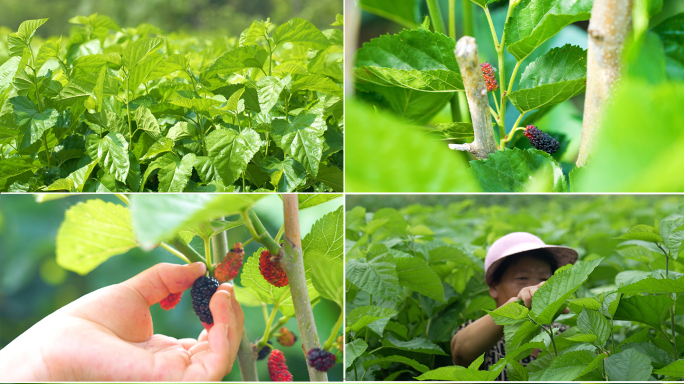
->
[485, 245, 578, 286]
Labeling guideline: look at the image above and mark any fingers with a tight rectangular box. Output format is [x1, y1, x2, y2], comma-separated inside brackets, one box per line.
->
[183, 284, 239, 380]
[123, 262, 206, 307]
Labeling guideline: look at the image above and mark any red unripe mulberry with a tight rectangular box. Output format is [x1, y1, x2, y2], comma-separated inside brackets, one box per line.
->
[159, 292, 182, 310]
[268, 349, 293, 381]
[259, 249, 288, 287]
[277, 327, 297, 347]
[481, 62, 499, 92]
[215, 242, 245, 282]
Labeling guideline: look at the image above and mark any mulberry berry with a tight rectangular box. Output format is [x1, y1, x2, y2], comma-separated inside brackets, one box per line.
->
[524, 125, 560, 154]
[191, 276, 219, 324]
[276, 327, 297, 347]
[268, 349, 293, 381]
[307, 347, 336, 372]
[159, 292, 182, 310]
[481, 62, 499, 92]
[254, 337, 273, 360]
[215, 242, 245, 282]
[259, 249, 288, 287]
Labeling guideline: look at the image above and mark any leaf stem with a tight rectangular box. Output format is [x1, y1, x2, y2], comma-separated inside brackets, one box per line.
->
[204, 237, 214, 274]
[114, 194, 130, 205]
[241, 209, 280, 254]
[274, 223, 285, 244]
[159, 242, 191, 264]
[496, 2, 516, 146]
[507, 61, 522, 95]
[257, 304, 279, 348]
[323, 310, 344, 351]
[483, 7, 500, 48]
[426, 0, 447, 35]
[168, 238, 206, 264]
[501, 112, 526, 147]
[126, 74, 133, 146]
[448, 0, 456, 39]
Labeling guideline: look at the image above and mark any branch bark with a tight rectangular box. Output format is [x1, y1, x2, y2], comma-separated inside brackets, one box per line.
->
[345, 0, 359, 97]
[577, 0, 633, 167]
[281, 195, 328, 382]
[453, 36, 498, 159]
[212, 223, 259, 381]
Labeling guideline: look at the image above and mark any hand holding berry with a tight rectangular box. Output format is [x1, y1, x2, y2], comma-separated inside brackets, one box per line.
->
[0, 262, 244, 381]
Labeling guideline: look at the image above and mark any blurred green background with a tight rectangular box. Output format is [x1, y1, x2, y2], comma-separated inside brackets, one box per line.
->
[0, 194, 343, 381]
[0, 0, 342, 38]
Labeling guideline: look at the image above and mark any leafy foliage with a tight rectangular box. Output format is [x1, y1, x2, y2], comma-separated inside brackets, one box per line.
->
[0, 14, 343, 192]
[345, 195, 684, 381]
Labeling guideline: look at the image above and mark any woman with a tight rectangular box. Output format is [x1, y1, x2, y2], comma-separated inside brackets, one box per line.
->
[450, 232, 578, 381]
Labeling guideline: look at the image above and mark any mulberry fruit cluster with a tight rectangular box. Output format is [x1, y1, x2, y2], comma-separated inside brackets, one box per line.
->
[215, 242, 245, 282]
[307, 347, 336, 372]
[191, 276, 220, 324]
[268, 349, 293, 381]
[276, 327, 297, 347]
[524, 125, 560, 154]
[260, 249, 288, 287]
[481, 62, 498, 92]
[159, 292, 182, 310]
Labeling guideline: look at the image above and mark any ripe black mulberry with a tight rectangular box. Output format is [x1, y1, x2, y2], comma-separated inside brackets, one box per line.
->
[307, 347, 336, 372]
[524, 125, 560, 154]
[191, 276, 219, 324]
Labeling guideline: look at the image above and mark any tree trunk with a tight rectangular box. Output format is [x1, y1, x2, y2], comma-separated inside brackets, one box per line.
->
[451, 36, 498, 159]
[576, 0, 633, 167]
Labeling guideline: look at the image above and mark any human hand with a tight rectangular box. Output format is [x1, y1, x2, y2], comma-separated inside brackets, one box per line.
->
[0, 262, 244, 381]
[505, 282, 569, 314]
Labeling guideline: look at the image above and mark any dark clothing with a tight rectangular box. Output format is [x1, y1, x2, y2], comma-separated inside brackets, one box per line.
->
[454, 319, 569, 381]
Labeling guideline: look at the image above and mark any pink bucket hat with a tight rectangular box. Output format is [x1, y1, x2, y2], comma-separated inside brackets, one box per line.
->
[485, 232, 578, 286]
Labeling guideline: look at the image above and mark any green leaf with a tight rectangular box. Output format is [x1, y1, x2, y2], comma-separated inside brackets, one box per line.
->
[257, 75, 291, 113]
[35, 37, 62, 71]
[46, 159, 98, 192]
[394, 255, 445, 302]
[0, 159, 39, 191]
[308, 253, 343, 307]
[8, 18, 48, 57]
[616, 224, 663, 243]
[363, 355, 429, 373]
[86, 132, 130, 183]
[488, 302, 530, 325]
[10, 96, 60, 149]
[0, 57, 21, 93]
[133, 107, 161, 136]
[291, 74, 343, 97]
[415, 365, 490, 381]
[298, 194, 343, 210]
[355, 29, 463, 92]
[260, 156, 307, 192]
[346, 99, 479, 192]
[382, 334, 447, 355]
[130, 194, 264, 248]
[621, 342, 674, 369]
[504, 0, 593, 61]
[434, 122, 474, 140]
[509, 44, 587, 113]
[156, 153, 196, 192]
[314, 163, 342, 192]
[56, 199, 138, 275]
[470, 148, 567, 192]
[345, 339, 368, 370]
[272, 112, 327, 177]
[345, 246, 399, 301]
[141, 137, 174, 161]
[123, 37, 165, 69]
[204, 45, 268, 77]
[241, 20, 268, 46]
[358, 0, 420, 29]
[272, 18, 329, 49]
[577, 307, 610, 346]
[531, 258, 603, 324]
[347, 305, 398, 333]
[529, 350, 597, 381]
[654, 359, 684, 378]
[617, 276, 684, 295]
[613, 294, 674, 330]
[206, 128, 262, 185]
[652, 12, 684, 79]
[604, 349, 653, 381]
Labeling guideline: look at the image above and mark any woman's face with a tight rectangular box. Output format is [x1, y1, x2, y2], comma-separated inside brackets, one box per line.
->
[489, 254, 553, 307]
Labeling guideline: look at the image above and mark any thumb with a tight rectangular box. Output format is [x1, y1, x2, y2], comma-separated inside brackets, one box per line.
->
[122, 262, 206, 306]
